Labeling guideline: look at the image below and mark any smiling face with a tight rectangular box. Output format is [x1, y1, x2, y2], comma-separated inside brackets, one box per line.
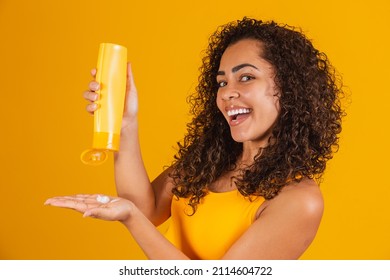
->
[216, 38, 280, 147]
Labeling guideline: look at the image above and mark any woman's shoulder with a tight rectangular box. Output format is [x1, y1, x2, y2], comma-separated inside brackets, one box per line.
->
[256, 178, 324, 220]
[243, 178, 324, 259]
[279, 178, 323, 209]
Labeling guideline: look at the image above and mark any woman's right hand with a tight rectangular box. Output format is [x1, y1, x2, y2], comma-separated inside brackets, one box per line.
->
[45, 194, 135, 224]
[83, 63, 139, 128]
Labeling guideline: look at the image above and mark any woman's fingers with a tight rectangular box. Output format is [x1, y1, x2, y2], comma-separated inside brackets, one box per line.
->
[85, 103, 98, 114]
[44, 194, 110, 213]
[45, 197, 95, 213]
[83, 88, 99, 114]
[84, 64, 139, 120]
[46, 194, 133, 223]
[88, 80, 100, 92]
[90, 68, 97, 78]
[83, 90, 98, 101]
[83, 72, 100, 114]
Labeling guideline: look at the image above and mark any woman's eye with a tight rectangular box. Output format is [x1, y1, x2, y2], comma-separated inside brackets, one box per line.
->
[240, 75, 254, 82]
[218, 81, 227, 87]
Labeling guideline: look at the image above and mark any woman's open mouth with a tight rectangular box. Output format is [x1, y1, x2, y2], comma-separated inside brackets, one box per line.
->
[227, 107, 252, 125]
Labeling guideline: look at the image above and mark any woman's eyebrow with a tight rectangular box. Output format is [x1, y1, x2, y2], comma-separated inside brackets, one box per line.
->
[217, 63, 259, 76]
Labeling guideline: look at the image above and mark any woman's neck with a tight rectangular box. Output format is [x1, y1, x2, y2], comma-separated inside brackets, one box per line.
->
[240, 141, 266, 165]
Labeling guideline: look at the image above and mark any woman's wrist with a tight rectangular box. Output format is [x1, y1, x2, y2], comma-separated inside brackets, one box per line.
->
[121, 116, 138, 132]
[118, 118, 139, 144]
[121, 201, 139, 229]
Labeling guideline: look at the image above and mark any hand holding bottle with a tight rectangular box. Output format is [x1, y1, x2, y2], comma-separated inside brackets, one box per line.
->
[81, 43, 133, 165]
[84, 62, 139, 126]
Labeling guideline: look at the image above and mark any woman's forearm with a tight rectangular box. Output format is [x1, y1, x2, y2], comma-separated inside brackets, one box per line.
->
[124, 206, 189, 260]
[114, 119, 156, 219]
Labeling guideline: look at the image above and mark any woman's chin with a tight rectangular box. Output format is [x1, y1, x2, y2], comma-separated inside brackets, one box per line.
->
[230, 133, 247, 143]
[230, 131, 273, 147]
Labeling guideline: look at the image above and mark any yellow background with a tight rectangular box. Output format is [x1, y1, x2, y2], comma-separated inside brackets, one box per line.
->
[1, 0, 389, 259]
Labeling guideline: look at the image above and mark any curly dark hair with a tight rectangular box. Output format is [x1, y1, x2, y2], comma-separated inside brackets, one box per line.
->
[169, 17, 344, 212]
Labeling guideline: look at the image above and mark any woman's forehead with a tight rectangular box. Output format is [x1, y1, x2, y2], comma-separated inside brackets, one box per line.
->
[219, 39, 271, 72]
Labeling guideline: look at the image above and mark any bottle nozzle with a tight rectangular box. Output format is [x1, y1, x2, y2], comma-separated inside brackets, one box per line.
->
[80, 149, 108, 165]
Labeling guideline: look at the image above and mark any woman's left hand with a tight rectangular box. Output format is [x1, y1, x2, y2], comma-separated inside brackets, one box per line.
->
[44, 194, 134, 223]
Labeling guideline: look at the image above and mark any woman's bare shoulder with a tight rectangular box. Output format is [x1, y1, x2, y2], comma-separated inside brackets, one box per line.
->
[257, 178, 324, 220]
[226, 178, 324, 259]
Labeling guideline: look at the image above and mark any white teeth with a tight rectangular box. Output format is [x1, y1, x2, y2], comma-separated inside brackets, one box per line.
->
[227, 108, 251, 117]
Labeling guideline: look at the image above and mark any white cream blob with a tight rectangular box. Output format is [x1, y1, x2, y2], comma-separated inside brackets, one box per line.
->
[96, 195, 110, 204]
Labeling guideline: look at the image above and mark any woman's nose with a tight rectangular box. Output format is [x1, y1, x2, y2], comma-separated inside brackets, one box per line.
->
[221, 89, 240, 101]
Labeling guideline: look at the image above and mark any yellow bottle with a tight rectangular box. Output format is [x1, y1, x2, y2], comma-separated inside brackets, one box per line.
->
[81, 43, 127, 165]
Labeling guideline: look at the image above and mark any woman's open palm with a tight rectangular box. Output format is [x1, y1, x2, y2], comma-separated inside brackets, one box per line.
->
[45, 194, 134, 223]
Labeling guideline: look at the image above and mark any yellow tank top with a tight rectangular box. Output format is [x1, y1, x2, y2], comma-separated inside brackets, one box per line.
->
[164, 189, 265, 259]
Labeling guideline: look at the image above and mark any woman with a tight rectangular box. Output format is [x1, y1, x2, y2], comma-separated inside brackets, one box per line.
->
[45, 18, 344, 259]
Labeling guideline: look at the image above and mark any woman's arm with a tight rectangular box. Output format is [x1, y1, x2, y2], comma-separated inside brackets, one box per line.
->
[84, 64, 173, 226]
[122, 201, 189, 259]
[45, 194, 189, 259]
[222, 179, 324, 259]
[122, 178, 323, 260]
[114, 118, 174, 226]
[45, 179, 323, 260]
